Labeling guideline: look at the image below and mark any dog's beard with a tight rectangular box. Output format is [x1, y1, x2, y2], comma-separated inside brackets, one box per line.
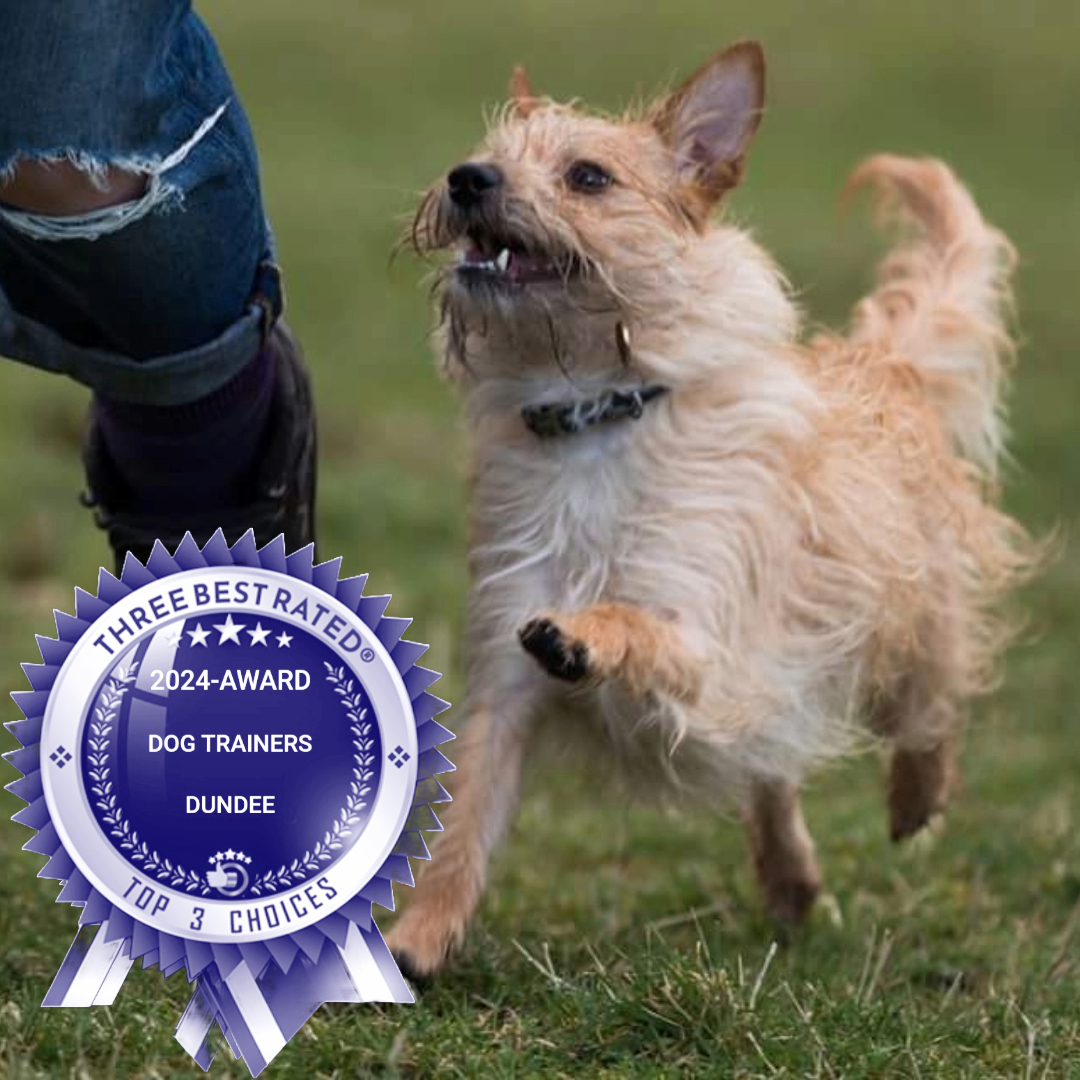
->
[435, 283, 608, 379]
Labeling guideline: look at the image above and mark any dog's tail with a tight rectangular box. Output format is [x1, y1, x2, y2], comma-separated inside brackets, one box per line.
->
[845, 154, 1016, 479]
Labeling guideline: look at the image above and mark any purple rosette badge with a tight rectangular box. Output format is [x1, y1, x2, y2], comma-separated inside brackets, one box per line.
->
[4, 530, 453, 1075]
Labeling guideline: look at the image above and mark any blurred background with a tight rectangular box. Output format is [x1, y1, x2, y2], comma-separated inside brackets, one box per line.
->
[1, 1, 1078, 1075]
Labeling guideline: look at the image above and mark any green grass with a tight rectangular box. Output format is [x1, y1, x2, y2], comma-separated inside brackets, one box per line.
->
[2, 0, 1079, 1076]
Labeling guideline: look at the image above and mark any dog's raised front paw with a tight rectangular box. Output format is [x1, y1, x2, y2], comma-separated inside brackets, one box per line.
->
[518, 617, 591, 681]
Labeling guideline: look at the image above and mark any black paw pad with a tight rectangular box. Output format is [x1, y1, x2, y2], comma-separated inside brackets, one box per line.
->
[518, 618, 590, 681]
[392, 950, 433, 989]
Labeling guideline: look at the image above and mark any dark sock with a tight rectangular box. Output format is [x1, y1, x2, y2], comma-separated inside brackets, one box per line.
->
[94, 347, 277, 514]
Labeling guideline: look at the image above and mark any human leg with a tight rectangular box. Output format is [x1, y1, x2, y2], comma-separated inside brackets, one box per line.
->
[0, 2, 315, 570]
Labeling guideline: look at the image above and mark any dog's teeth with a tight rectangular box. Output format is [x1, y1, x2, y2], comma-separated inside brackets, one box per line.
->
[496, 249, 511, 273]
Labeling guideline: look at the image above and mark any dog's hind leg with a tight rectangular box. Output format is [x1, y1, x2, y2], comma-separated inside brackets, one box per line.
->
[888, 740, 956, 841]
[744, 780, 821, 925]
[387, 667, 541, 980]
[875, 674, 959, 841]
[872, 619, 963, 841]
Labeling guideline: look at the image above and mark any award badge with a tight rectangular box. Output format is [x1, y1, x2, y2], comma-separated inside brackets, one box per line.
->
[4, 530, 453, 1075]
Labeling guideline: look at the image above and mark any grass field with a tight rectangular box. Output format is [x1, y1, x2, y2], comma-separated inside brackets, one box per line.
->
[2, 1, 1079, 1076]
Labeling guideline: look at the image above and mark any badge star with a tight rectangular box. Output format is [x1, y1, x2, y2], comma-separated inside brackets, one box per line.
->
[213, 614, 246, 645]
[187, 623, 211, 647]
[224, 848, 235, 860]
[276, 631, 293, 648]
[164, 626, 185, 647]
[247, 622, 271, 647]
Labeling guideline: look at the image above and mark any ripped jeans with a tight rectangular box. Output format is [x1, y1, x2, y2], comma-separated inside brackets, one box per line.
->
[0, 2, 281, 405]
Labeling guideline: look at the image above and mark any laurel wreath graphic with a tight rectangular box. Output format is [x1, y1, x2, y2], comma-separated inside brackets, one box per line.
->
[87, 661, 211, 895]
[87, 659, 373, 899]
[246, 663, 374, 896]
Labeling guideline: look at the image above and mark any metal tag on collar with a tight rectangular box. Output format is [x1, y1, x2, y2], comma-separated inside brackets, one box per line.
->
[615, 321, 633, 367]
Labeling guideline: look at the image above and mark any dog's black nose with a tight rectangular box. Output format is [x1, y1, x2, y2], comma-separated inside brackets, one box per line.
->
[447, 162, 503, 208]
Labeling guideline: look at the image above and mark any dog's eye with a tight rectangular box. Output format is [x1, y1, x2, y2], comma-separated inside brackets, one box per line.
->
[566, 160, 614, 194]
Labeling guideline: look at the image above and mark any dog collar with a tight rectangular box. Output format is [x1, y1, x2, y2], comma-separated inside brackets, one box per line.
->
[521, 384, 670, 438]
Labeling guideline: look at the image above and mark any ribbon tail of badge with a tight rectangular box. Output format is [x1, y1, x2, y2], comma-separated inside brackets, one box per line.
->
[4, 529, 454, 1077]
[173, 921, 413, 1074]
[41, 920, 134, 1007]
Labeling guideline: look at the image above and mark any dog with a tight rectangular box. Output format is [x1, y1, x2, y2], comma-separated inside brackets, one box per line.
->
[386, 40, 1040, 978]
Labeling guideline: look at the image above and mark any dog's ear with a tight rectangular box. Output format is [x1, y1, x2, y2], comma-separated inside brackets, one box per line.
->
[509, 65, 540, 117]
[653, 41, 765, 200]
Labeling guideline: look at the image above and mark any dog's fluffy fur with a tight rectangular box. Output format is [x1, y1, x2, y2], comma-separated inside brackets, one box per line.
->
[387, 41, 1040, 976]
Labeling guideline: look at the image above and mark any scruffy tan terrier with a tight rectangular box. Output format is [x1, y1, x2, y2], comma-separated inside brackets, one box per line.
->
[387, 40, 1040, 978]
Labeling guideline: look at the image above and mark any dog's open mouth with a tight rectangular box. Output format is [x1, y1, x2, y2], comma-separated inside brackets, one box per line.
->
[456, 230, 575, 288]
